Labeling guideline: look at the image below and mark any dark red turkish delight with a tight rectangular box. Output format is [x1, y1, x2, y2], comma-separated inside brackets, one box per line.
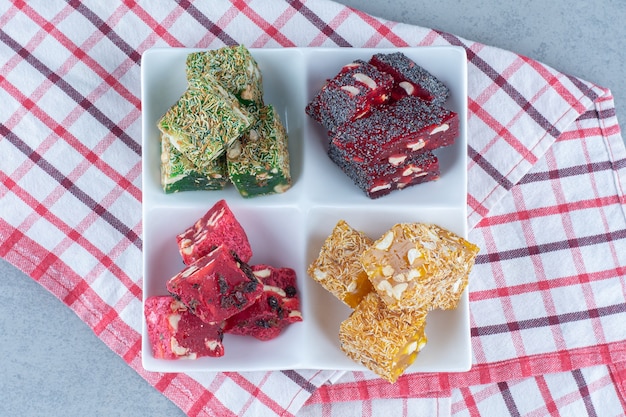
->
[224, 264, 302, 340]
[166, 245, 263, 324]
[329, 96, 458, 165]
[369, 52, 449, 105]
[176, 199, 252, 265]
[144, 295, 224, 359]
[305, 51, 460, 199]
[305, 60, 393, 132]
[329, 145, 440, 199]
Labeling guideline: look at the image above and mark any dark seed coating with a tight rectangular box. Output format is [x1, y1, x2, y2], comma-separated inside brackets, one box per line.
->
[306, 52, 458, 199]
[305, 60, 393, 132]
[330, 96, 458, 164]
[328, 145, 440, 198]
[369, 52, 449, 105]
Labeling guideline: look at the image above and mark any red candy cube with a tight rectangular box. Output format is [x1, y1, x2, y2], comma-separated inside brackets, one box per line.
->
[305, 60, 393, 132]
[224, 264, 302, 340]
[144, 295, 224, 359]
[329, 146, 440, 199]
[329, 96, 458, 165]
[166, 245, 263, 324]
[176, 199, 253, 265]
[369, 52, 450, 105]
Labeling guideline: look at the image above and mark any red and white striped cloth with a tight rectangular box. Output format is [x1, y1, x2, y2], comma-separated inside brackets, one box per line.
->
[1, 1, 625, 416]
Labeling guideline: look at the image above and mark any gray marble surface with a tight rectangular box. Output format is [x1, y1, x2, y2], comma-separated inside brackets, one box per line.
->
[1, 1, 625, 416]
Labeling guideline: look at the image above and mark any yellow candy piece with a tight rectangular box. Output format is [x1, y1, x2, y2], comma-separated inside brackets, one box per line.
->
[307, 220, 374, 308]
[361, 223, 479, 311]
[339, 292, 428, 383]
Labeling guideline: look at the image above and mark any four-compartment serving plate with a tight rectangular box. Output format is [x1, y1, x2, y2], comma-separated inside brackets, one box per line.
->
[141, 46, 469, 373]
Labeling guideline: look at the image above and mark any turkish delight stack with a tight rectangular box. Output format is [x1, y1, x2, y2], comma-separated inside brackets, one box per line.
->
[144, 200, 302, 360]
[308, 220, 479, 382]
[306, 52, 459, 198]
[158, 45, 291, 197]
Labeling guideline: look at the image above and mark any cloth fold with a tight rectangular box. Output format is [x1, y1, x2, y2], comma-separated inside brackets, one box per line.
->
[1, 1, 625, 416]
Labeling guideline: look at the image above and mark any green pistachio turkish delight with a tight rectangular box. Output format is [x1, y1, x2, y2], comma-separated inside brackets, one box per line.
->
[157, 77, 254, 170]
[160, 133, 228, 193]
[226, 105, 291, 197]
[156, 44, 293, 196]
[186, 45, 264, 109]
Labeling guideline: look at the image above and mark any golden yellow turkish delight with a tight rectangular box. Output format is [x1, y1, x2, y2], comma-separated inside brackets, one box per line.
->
[361, 223, 479, 311]
[307, 220, 374, 308]
[339, 292, 428, 383]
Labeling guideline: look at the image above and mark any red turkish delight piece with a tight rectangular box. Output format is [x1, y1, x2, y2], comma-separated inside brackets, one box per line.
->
[224, 264, 302, 340]
[329, 145, 440, 198]
[305, 60, 393, 132]
[176, 199, 252, 265]
[166, 245, 263, 323]
[329, 96, 458, 165]
[144, 295, 224, 359]
[369, 52, 450, 105]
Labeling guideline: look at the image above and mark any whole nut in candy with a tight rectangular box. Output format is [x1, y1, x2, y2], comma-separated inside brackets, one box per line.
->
[180, 239, 194, 255]
[248, 129, 260, 141]
[240, 84, 254, 101]
[370, 183, 391, 193]
[391, 283, 408, 300]
[341, 85, 361, 96]
[407, 268, 421, 281]
[407, 248, 421, 265]
[273, 183, 291, 193]
[402, 165, 424, 177]
[406, 139, 426, 151]
[253, 268, 272, 279]
[377, 279, 393, 294]
[405, 340, 418, 355]
[393, 272, 407, 282]
[430, 124, 450, 135]
[313, 269, 327, 280]
[399, 81, 415, 95]
[375, 231, 394, 250]
[227, 140, 242, 159]
[388, 155, 407, 166]
[353, 73, 377, 89]
[382, 265, 395, 276]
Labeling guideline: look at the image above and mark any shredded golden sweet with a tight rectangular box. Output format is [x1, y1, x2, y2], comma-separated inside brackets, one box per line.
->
[307, 220, 374, 308]
[361, 223, 479, 312]
[308, 220, 480, 382]
[339, 292, 428, 383]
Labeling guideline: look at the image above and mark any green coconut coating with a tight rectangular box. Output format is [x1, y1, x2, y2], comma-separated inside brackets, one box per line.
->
[158, 77, 254, 170]
[226, 105, 291, 197]
[160, 133, 228, 193]
[186, 45, 264, 109]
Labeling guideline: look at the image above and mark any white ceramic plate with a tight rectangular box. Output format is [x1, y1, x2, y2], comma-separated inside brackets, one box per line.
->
[141, 46, 469, 374]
